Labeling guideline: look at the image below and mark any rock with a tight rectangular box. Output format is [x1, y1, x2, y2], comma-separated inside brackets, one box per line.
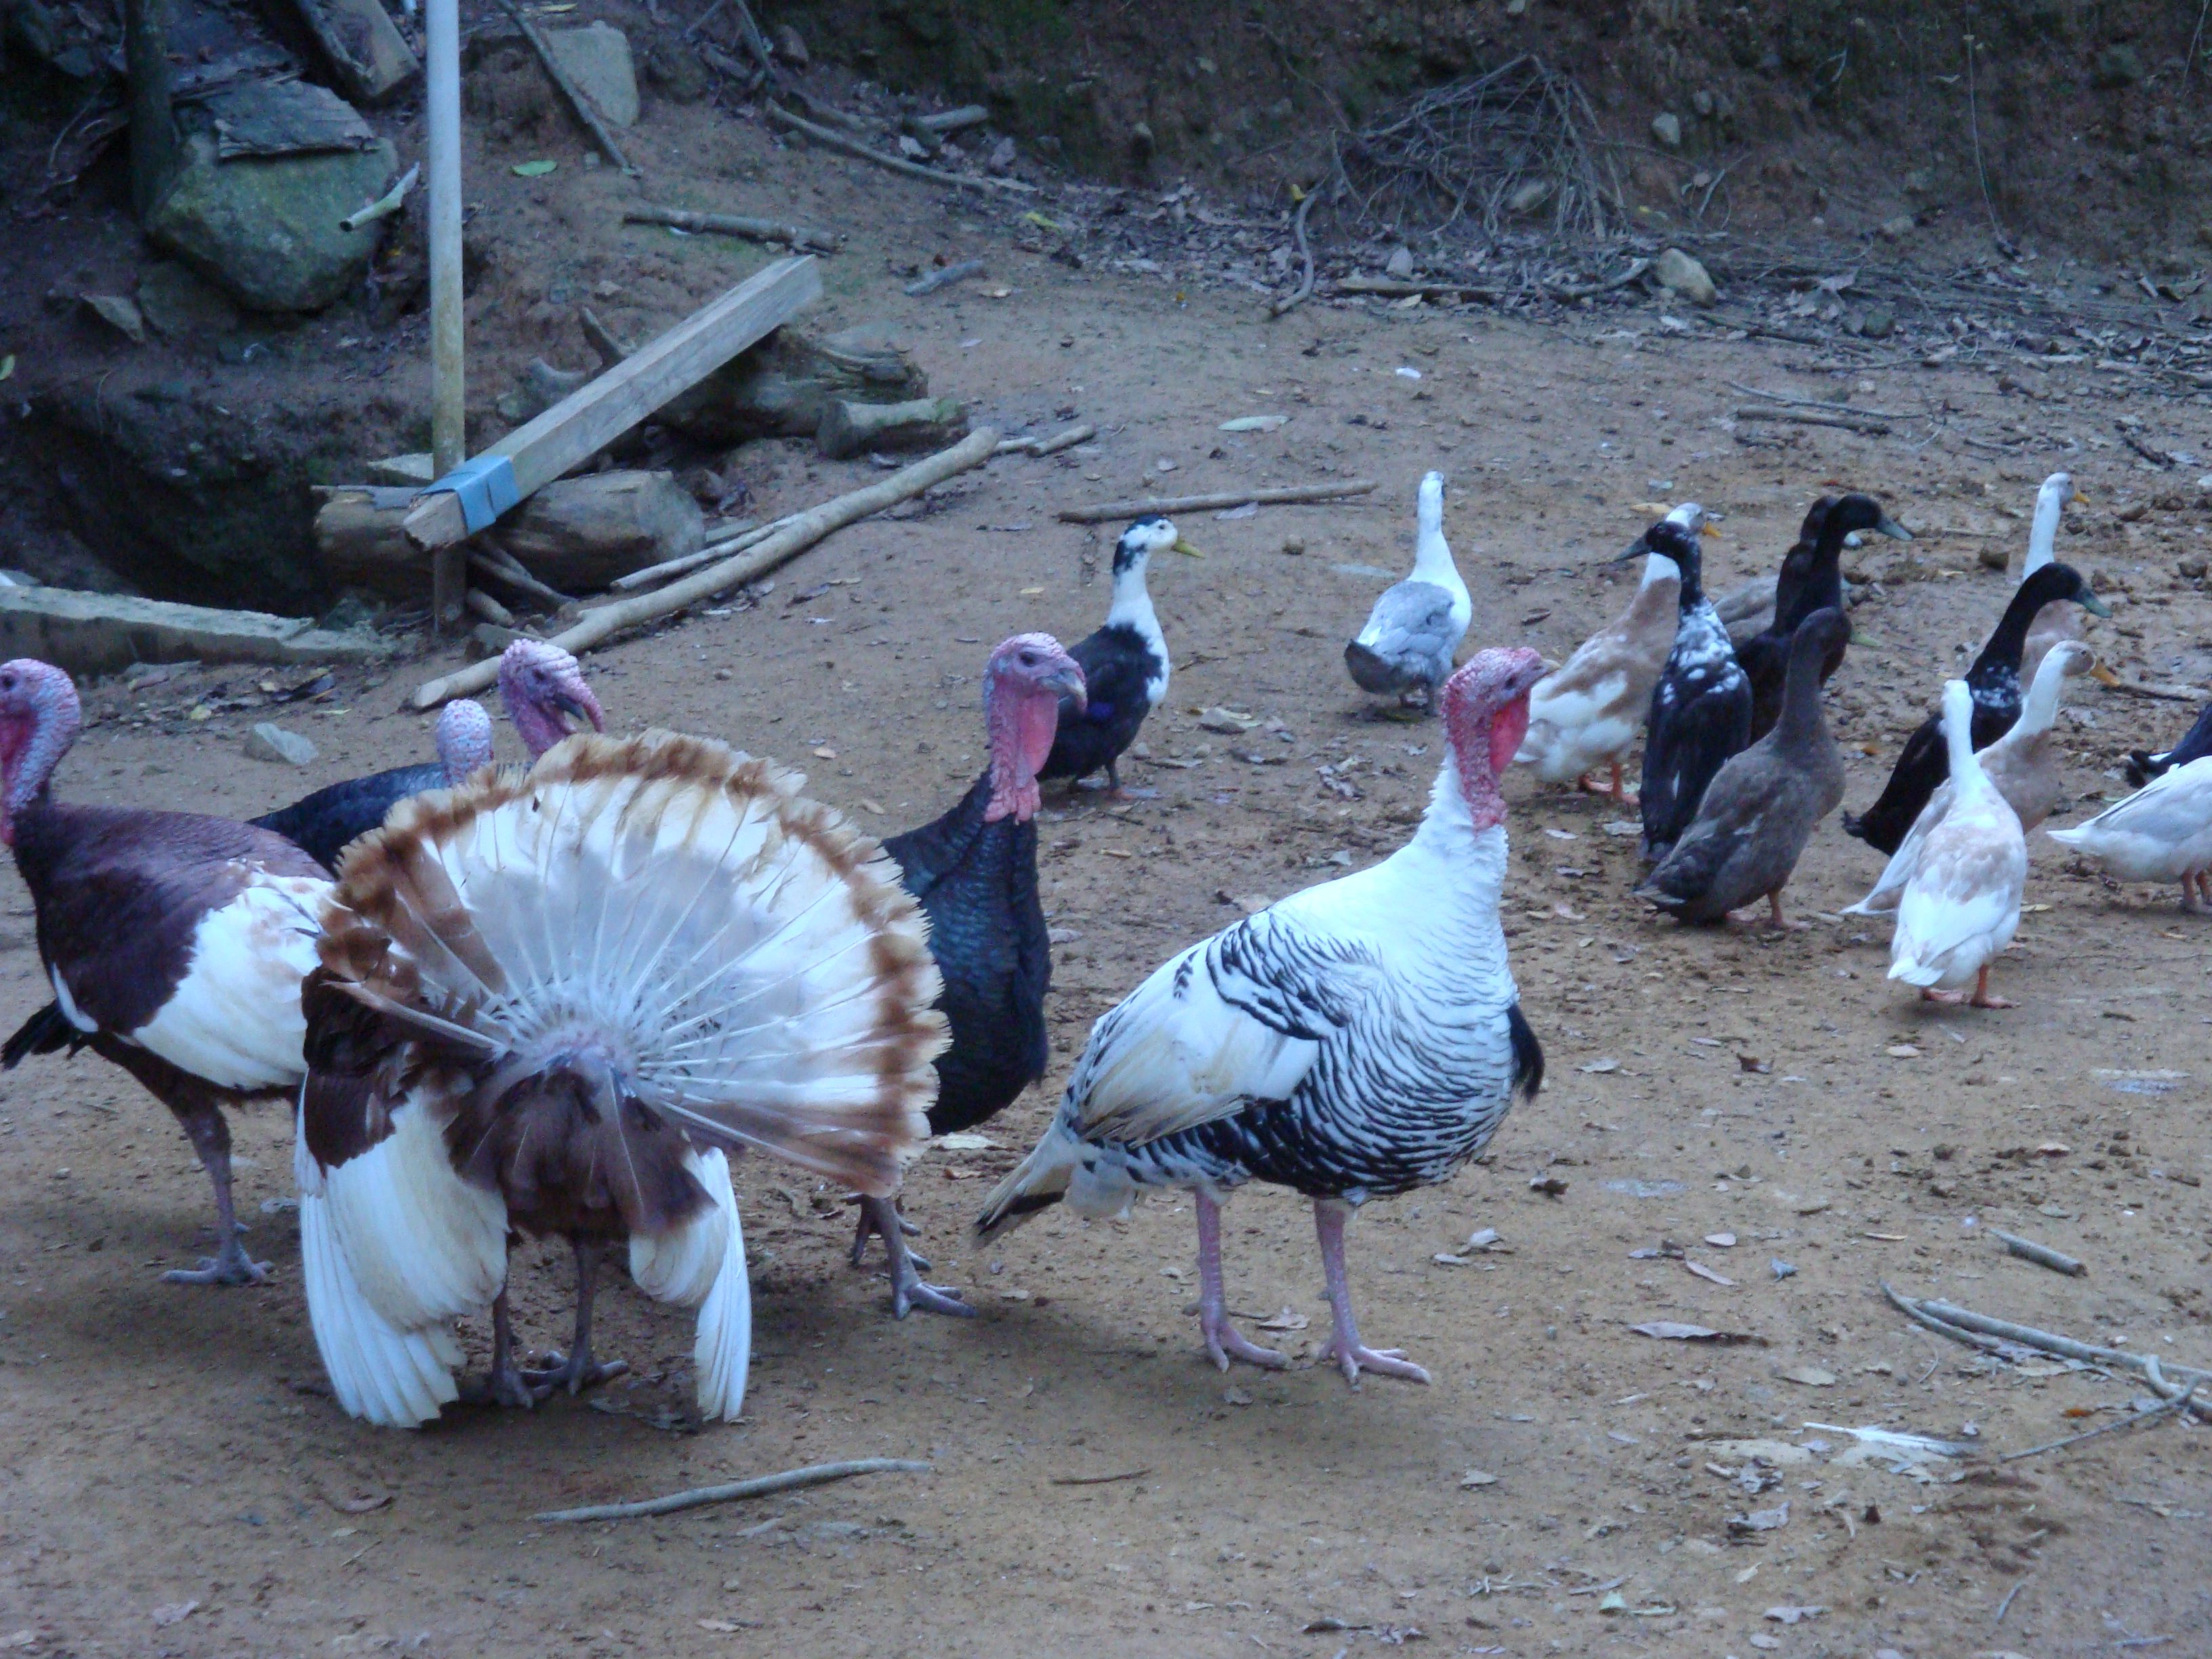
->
[0, 584, 388, 676]
[986, 136, 1017, 174]
[1650, 111, 1682, 150]
[1507, 178, 1554, 216]
[1902, 168, 1933, 195]
[657, 323, 930, 446]
[817, 395, 968, 460]
[145, 132, 397, 312]
[1654, 247, 1716, 306]
[640, 38, 708, 102]
[1862, 304, 1896, 338]
[1878, 214, 1914, 240]
[771, 22, 808, 67]
[1690, 88, 1715, 117]
[501, 470, 703, 589]
[245, 722, 319, 766]
[547, 23, 639, 127]
[81, 293, 146, 343]
[1385, 245, 1416, 279]
[136, 262, 239, 338]
[2093, 44, 2143, 87]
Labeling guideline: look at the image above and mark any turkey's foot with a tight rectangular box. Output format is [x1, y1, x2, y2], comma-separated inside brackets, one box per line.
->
[1314, 1335, 1433, 1387]
[1201, 1311, 1286, 1372]
[163, 1233, 270, 1287]
[848, 1194, 924, 1269]
[459, 1361, 549, 1410]
[521, 1349, 629, 1397]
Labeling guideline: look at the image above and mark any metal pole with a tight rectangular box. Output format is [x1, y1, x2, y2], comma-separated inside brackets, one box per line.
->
[425, 0, 468, 633]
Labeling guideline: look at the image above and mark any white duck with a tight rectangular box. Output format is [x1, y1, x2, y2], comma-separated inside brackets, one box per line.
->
[2019, 471, 2089, 686]
[1845, 641, 2095, 917]
[2047, 756, 2212, 911]
[1343, 472, 1472, 710]
[1887, 679, 2026, 1008]
[1515, 504, 1703, 802]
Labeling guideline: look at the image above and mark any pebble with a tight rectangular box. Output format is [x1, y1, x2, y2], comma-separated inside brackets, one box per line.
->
[244, 722, 317, 766]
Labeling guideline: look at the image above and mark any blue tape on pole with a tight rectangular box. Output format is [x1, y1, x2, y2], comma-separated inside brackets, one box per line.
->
[422, 453, 521, 533]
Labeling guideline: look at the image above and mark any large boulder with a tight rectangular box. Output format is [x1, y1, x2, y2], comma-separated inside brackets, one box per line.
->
[547, 23, 640, 127]
[146, 132, 397, 313]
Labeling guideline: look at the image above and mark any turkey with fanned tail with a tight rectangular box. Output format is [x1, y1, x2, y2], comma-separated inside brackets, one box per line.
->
[1344, 471, 1471, 711]
[1637, 518, 1751, 862]
[295, 730, 947, 1427]
[976, 649, 1544, 1388]
[850, 633, 1086, 1319]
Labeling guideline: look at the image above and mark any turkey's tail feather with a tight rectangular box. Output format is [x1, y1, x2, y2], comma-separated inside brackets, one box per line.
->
[1, 1001, 87, 1069]
[319, 730, 946, 1198]
[972, 1116, 1141, 1242]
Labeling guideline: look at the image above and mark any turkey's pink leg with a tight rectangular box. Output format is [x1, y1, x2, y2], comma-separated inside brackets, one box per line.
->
[1312, 1200, 1431, 1386]
[1195, 1189, 1284, 1371]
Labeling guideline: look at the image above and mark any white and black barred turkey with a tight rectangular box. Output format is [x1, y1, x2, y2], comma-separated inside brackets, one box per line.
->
[977, 648, 1544, 1386]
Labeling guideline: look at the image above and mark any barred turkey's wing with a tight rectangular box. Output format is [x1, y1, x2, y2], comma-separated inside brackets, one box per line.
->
[1069, 912, 1385, 1148]
[316, 730, 947, 1198]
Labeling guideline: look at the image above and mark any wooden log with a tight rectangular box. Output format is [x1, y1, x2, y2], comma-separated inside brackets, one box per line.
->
[469, 546, 571, 609]
[464, 586, 518, 628]
[498, 472, 705, 590]
[817, 395, 966, 459]
[608, 515, 797, 592]
[1734, 405, 1892, 436]
[410, 428, 1000, 708]
[402, 257, 821, 552]
[316, 485, 430, 596]
[495, 0, 636, 176]
[1059, 479, 1378, 523]
[763, 102, 1036, 194]
[661, 325, 928, 445]
[283, 0, 418, 103]
[913, 103, 988, 134]
[624, 205, 838, 253]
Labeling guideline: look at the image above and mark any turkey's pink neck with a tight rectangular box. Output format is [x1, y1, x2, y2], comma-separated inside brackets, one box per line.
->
[985, 678, 1058, 823]
[1449, 693, 1527, 835]
[0, 688, 79, 844]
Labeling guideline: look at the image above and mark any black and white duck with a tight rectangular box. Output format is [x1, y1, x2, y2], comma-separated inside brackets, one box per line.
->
[1040, 517, 1200, 794]
[1638, 518, 1751, 862]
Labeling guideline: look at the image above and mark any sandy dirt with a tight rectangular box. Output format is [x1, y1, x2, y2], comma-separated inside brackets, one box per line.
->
[5, 122, 2212, 1659]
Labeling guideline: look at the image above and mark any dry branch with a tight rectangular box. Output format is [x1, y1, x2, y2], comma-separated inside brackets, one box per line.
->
[410, 428, 999, 708]
[607, 516, 795, 591]
[996, 424, 1094, 457]
[496, 0, 636, 176]
[903, 259, 985, 296]
[534, 1458, 930, 1523]
[1059, 480, 1377, 523]
[2000, 1385, 2199, 1462]
[1990, 1229, 2085, 1277]
[764, 103, 1034, 194]
[625, 205, 838, 253]
[1270, 190, 1317, 318]
[1734, 406, 1892, 436]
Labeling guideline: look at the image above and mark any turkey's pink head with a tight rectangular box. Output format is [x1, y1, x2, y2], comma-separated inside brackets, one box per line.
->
[0, 659, 80, 843]
[1441, 647, 1544, 833]
[499, 640, 605, 759]
[435, 698, 496, 783]
[984, 632, 1085, 823]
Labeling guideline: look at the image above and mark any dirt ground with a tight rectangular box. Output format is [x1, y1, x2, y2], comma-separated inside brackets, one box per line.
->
[7, 119, 2212, 1659]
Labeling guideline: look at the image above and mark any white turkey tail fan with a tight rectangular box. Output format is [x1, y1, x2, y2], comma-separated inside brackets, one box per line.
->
[316, 729, 947, 1197]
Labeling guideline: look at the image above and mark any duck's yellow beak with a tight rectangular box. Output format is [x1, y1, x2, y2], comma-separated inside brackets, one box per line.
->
[1172, 535, 1204, 558]
[2088, 662, 2121, 687]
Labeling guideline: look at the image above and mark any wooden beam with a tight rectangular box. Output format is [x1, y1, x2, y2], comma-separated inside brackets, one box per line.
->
[283, 0, 419, 104]
[403, 255, 821, 552]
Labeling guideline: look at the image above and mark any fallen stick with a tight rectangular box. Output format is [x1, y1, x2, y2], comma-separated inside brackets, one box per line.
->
[464, 586, 517, 629]
[1728, 381, 1912, 421]
[470, 544, 571, 609]
[625, 205, 838, 253]
[1991, 1228, 2085, 1277]
[410, 428, 1000, 708]
[996, 423, 1094, 457]
[533, 1457, 930, 1523]
[2000, 1383, 2200, 1463]
[2102, 677, 2210, 703]
[912, 102, 987, 134]
[497, 0, 638, 177]
[2116, 422, 2177, 468]
[1734, 406, 1891, 435]
[764, 102, 1034, 194]
[903, 259, 985, 297]
[338, 161, 419, 232]
[1060, 479, 1377, 523]
[1337, 275, 1507, 300]
[607, 515, 795, 590]
[1269, 190, 1317, 318]
[1882, 1284, 2212, 1418]
[1048, 1468, 1151, 1486]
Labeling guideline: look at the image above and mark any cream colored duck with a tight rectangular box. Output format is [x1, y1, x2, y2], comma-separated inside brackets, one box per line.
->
[1515, 504, 1703, 801]
[1888, 679, 2026, 1008]
[2047, 755, 2212, 911]
[2019, 472, 2090, 686]
[1845, 641, 2094, 917]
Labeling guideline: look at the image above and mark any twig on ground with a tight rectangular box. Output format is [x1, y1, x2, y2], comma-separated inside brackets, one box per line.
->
[1060, 480, 1378, 523]
[681, 0, 722, 40]
[764, 103, 1035, 193]
[2102, 678, 2211, 703]
[607, 515, 796, 591]
[2000, 1385, 2200, 1463]
[1270, 190, 1317, 318]
[1734, 406, 1891, 435]
[1991, 1229, 2085, 1277]
[725, 0, 775, 73]
[1994, 1579, 2028, 1624]
[1048, 1469, 1152, 1486]
[411, 429, 1000, 708]
[996, 424, 1094, 457]
[625, 205, 838, 252]
[1727, 382, 1910, 419]
[338, 162, 419, 232]
[1963, 34, 2006, 248]
[497, 0, 638, 176]
[533, 1458, 931, 1523]
[2116, 422, 2177, 467]
[470, 544, 573, 609]
[904, 259, 986, 296]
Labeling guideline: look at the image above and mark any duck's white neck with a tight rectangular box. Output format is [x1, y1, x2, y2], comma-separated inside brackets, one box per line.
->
[2024, 476, 2067, 577]
[2011, 650, 2072, 737]
[1412, 527, 1460, 592]
[1639, 552, 1681, 594]
[1107, 560, 1163, 643]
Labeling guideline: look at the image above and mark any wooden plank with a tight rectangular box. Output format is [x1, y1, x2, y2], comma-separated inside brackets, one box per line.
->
[403, 255, 821, 552]
[287, 0, 419, 104]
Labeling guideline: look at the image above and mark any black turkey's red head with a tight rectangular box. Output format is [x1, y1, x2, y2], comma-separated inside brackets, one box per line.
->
[1441, 647, 1543, 834]
[499, 640, 605, 759]
[0, 659, 79, 844]
[984, 632, 1085, 823]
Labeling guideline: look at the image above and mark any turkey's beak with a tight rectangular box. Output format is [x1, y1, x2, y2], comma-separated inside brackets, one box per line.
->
[1045, 663, 1088, 712]
[556, 683, 605, 735]
[2089, 662, 2121, 687]
[1171, 535, 1204, 558]
[1875, 516, 1912, 541]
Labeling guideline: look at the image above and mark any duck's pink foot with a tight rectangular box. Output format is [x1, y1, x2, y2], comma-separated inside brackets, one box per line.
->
[1919, 987, 1967, 1005]
[1967, 966, 2015, 1009]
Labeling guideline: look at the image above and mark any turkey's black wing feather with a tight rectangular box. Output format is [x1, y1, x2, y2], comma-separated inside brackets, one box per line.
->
[1, 1000, 88, 1068]
[251, 762, 447, 872]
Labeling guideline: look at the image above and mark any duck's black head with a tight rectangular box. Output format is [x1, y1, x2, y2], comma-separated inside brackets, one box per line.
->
[1826, 493, 1911, 544]
[2015, 558, 2112, 617]
[1113, 516, 1202, 577]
